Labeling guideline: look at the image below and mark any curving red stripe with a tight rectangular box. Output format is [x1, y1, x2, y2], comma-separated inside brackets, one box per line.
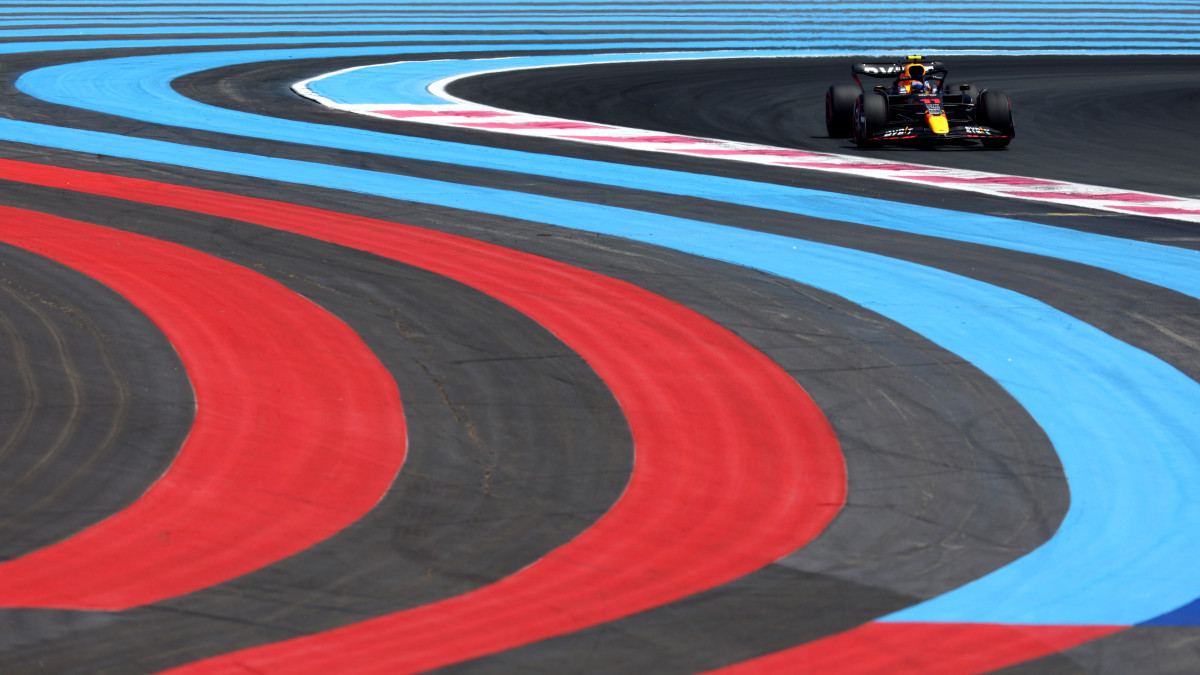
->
[705, 621, 1124, 674]
[0, 204, 406, 611]
[0, 159, 846, 671]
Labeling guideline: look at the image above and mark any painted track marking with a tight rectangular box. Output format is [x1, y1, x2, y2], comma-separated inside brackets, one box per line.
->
[0, 159, 845, 672]
[0, 203, 407, 610]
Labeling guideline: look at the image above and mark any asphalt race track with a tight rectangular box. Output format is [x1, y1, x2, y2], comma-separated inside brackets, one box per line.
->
[1, 3, 1200, 674]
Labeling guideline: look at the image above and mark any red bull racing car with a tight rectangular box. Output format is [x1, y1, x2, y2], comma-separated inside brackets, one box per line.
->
[825, 56, 1014, 148]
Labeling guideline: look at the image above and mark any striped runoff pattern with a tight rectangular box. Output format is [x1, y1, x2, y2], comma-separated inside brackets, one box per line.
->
[1, 2, 1199, 674]
[297, 53, 1200, 222]
[320, 100, 1200, 223]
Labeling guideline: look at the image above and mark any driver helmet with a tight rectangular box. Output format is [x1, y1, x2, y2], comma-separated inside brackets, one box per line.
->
[902, 63, 927, 92]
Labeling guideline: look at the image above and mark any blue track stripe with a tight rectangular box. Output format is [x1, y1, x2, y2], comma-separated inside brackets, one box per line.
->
[7, 39, 1191, 57]
[5, 13, 1198, 23]
[8, 1, 1199, 10]
[5, 19, 1200, 29]
[5, 24, 1198, 38]
[17, 49, 1200, 303]
[3, 35, 1196, 49]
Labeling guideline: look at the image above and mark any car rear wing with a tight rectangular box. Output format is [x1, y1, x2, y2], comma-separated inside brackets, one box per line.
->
[852, 61, 947, 77]
[852, 61, 947, 88]
[853, 62, 902, 77]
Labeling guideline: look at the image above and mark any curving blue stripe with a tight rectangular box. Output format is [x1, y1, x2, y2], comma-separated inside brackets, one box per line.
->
[5, 23, 1197, 38]
[11, 1, 1200, 10]
[18, 49, 1200, 303]
[2, 35, 1196, 56]
[2, 115, 1200, 625]
[7, 13, 1200, 26]
[3, 39, 1197, 55]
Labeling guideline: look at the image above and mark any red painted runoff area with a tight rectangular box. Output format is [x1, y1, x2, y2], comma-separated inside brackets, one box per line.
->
[0, 160, 846, 671]
[707, 621, 1125, 674]
[564, 133, 703, 143]
[788, 162, 940, 171]
[904, 175, 1062, 186]
[0, 204, 406, 610]
[1002, 190, 1175, 202]
[1117, 205, 1200, 216]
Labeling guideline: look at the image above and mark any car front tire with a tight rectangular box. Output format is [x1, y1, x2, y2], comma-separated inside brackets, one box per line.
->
[979, 91, 1015, 148]
[853, 92, 888, 148]
[826, 84, 860, 138]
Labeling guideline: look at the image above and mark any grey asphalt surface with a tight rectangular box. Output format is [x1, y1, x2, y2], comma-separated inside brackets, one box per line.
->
[0, 50, 1198, 674]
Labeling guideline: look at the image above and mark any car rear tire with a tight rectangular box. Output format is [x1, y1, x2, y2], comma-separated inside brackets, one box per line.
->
[979, 91, 1015, 148]
[853, 92, 887, 148]
[825, 84, 860, 138]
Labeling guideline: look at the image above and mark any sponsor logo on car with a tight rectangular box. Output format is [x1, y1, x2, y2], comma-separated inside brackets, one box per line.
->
[859, 64, 903, 75]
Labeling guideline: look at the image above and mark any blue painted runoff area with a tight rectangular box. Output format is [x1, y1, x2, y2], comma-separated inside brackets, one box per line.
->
[0, 34, 1195, 56]
[6, 14, 1200, 28]
[10, 1, 1197, 11]
[3, 23, 1192, 39]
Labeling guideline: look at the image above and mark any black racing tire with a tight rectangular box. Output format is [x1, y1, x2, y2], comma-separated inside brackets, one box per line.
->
[979, 90, 1015, 148]
[825, 83, 860, 138]
[853, 92, 888, 148]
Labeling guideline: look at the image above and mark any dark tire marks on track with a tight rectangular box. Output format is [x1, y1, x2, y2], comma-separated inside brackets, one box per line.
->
[0, 174, 633, 673]
[0, 231, 192, 562]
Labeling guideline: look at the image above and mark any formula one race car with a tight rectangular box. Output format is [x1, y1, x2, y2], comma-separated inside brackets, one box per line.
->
[825, 56, 1014, 148]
